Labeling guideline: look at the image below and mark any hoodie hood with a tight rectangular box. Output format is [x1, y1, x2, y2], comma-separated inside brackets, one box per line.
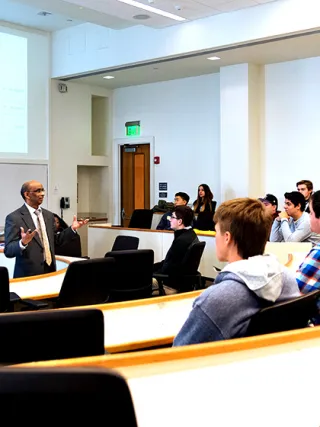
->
[221, 254, 285, 302]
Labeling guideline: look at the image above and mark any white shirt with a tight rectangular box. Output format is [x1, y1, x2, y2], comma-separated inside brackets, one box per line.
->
[19, 203, 45, 250]
[24, 202, 42, 229]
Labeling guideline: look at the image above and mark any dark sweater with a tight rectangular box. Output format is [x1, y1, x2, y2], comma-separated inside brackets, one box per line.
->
[156, 228, 199, 276]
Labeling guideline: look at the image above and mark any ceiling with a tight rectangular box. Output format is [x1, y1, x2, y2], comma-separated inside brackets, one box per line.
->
[0, 0, 84, 31]
[3, 0, 282, 31]
[66, 31, 320, 89]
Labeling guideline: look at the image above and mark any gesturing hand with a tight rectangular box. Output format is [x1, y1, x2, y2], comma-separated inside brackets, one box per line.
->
[20, 227, 38, 246]
[71, 215, 89, 231]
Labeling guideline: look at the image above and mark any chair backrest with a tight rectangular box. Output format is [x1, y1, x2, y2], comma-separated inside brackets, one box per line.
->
[0, 367, 138, 425]
[0, 267, 10, 313]
[104, 249, 154, 302]
[111, 235, 139, 251]
[58, 257, 115, 307]
[181, 241, 206, 275]
[167, 241, 206, 292]
[128, 209, 153, 229]
[55, 233, 82, 257]
[0, 308, 105, 365]
[245, 289, 320, 337]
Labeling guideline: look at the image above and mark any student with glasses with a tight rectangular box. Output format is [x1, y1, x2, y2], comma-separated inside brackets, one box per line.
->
[4, 180, 89, 278]
[153, 205, 199, 293]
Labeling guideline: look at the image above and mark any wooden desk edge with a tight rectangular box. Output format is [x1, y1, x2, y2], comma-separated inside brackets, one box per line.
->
[89, 224, 216, 237]
[17, 325, 320, 369]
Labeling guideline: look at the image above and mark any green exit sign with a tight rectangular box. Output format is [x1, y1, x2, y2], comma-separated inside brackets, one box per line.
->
[125, 121, 140, 136]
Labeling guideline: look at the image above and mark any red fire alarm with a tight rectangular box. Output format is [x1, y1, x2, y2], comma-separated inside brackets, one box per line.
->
[154, 156, 160, 164]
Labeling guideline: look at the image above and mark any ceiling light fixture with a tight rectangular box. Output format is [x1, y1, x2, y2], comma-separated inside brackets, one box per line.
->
[103, 76, 115, 79]
[207, 56, 221, 61]
[37, 11, 52, 16]
[133, 14, 150, 19]
[117, 0, 186, 21]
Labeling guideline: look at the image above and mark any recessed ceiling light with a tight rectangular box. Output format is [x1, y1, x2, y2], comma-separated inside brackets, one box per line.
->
[133, 14, 150, 20]
[37, 11, 52, 16]
[117, 0, 186, 21]
[207, 56, 221, 61]
[103, 76, 115, 79]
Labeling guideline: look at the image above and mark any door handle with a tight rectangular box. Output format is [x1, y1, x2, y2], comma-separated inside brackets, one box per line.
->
[121, 208, 125, 219]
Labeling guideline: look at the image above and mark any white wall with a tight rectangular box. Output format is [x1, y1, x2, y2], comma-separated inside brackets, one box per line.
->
[49, 80, 113, 225]
[113, 73, 221, 210]
[0, 23, 50, 160]
[264, 56, 320, 208]
[51, 0, 320, 78]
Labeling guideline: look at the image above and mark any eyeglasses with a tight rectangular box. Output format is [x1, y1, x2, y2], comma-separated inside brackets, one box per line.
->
[171, 215, 179, 220]
[29, 188, 45, 194]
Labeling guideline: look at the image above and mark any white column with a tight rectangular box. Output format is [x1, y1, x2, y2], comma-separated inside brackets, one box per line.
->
[220, 63, 264, 201]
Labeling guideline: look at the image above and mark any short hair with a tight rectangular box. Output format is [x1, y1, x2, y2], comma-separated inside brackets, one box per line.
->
[296, 180, 313, 191]
[284, 191, 306, 211]
[311, 190, 320, 219]
[175, 192, 190, 204]
[20, 182, 31, 201]
[213, 198, 273, 259]
[173, 205, 194, 227]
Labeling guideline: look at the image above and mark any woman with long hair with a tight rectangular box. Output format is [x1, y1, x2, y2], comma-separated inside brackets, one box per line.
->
[193, 184, 214, 213]
[193, 184, 216, 231]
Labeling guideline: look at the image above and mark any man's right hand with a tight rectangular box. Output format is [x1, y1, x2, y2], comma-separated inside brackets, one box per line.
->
[20, 227, 38, 246]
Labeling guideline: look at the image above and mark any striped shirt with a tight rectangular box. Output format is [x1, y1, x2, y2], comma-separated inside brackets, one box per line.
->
[296, 244, 320, 322]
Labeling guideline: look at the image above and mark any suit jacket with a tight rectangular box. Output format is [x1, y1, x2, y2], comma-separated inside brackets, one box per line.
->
[4, 205, 76, 278]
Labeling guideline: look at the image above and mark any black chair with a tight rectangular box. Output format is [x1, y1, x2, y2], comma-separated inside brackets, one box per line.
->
[128, 209, 153, 229]
[104, 249, 154, 302]
[0, 308, 104, 365]
[245, 289, 320, 337]
[0, 367, 138, 425]
[22, 257, 116, 309]
[111, 235, 139, 251]
[154, 241, 206, 295]
[0, 266, 21, 312]
[57, 257, 116, 307]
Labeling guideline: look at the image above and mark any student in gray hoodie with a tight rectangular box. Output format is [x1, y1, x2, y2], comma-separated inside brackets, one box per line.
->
[173, 198, 300, 346]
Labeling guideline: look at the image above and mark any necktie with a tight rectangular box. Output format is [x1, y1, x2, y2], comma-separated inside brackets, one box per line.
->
[34, 209, 52, 266]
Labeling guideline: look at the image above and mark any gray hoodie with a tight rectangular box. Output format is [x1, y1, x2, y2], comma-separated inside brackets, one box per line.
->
[173, 254, 300, 346]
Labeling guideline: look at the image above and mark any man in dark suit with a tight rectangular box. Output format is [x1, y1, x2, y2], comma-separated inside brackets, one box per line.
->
[4, 180, 88, 278]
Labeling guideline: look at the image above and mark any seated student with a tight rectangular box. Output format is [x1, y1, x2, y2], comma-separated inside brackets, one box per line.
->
[173, 198, 300, 346]
[296, 179, 314, 213]
[153, 205, 198, 292]
[54, 213, 68, 233]
[192, 184, 216, 214]
[156, 192, 190, 230]
[193, 184, 216, 231]
[258, 194, 279, 221]
[296, 190, 320, 324]
[270, 191, 320, 245]
[53, 213, 82, 257]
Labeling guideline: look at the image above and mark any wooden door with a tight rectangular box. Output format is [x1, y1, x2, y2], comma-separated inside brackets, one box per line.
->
[121, 144, 150, 227]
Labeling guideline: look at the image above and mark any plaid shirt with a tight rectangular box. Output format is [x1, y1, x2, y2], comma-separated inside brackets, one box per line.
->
[296, 244, 320, 320]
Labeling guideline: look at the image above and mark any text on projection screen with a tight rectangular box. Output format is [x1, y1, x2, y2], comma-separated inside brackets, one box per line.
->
[0, 32, 27, 154]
